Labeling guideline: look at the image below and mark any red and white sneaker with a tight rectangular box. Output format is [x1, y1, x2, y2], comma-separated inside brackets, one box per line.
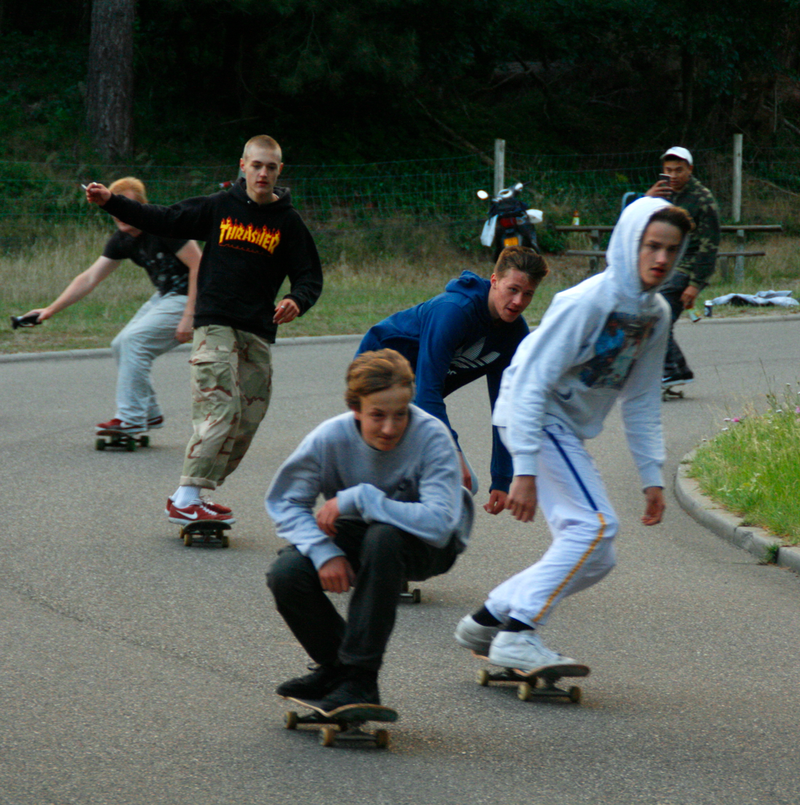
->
[147, 415, 165, 429]
[201, 497, 233, 515]
[165, 498, 235, 525]
[96, 417, 146, 435]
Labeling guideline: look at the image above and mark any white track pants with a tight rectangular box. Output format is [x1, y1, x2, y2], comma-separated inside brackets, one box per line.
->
[487, 423, 618, 628]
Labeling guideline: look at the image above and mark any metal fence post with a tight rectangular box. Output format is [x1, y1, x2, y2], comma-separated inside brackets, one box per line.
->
[493, 139, 505, 196]
[732, 134, 744, 282]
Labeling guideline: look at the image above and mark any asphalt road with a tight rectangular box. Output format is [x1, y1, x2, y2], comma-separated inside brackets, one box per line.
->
[1, 316, 799, 805]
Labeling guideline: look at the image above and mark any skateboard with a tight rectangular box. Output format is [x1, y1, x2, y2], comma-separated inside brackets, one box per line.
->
[661, 382, 686, 401]
[472, 653, 590, 703]
[95, 431, 150, 451]
[282, 697, 398, 747]
[400, 578, 421, 604]
[178, 520, 231, 548]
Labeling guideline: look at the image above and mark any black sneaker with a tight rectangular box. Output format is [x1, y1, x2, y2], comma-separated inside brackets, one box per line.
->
[662, 369, 694, 387]
[275, 664, 344, 699]
[318, 674, 381, 711]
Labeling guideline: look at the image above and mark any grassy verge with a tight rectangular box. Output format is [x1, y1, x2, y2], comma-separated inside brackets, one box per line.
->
[2, 224, 799, 355]
[0, 224, 587, 353]
[690, 384, 800, 546]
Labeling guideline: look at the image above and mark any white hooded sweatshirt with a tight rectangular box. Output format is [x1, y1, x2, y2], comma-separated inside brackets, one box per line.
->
[492, 196, 684, 490]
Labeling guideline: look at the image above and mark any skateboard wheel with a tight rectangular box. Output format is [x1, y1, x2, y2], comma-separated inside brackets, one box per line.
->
[518, 682, 533, 701]
[410, 588, 421, 604]
[476, 669, 490, 687]
[568, 686, 582, 704]
[140, 435, 149, 447]
[284, 711, 298, 730]
[220, 533, 230, 548]
[319, 726, 337, 747]
[125, 439, 136, 452]
[183, 531, 193, 547]
[374, 729, 390, 748]
[95, 438, 105, 451]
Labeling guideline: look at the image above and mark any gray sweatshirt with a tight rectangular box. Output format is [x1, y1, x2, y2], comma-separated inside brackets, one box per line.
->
[266, 405, 474, 570]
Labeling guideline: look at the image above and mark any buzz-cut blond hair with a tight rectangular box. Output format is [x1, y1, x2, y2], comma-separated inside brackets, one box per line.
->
[345, 349, 415, 411]
[242, 135, 282, 162]
[109, 176, 147, 204]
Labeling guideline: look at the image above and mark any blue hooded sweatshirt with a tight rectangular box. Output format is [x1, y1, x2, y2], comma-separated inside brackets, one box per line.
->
[357, 270, 529, 492]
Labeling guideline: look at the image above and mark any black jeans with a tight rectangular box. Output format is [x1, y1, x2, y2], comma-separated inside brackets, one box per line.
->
[659, 271, 692, 374]
[267, 519, 461, 672]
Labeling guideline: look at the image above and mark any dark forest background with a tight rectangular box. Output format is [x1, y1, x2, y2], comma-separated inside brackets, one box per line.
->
[3, 0, 800, 166]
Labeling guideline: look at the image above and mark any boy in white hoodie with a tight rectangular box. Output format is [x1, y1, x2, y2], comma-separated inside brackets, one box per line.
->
[455, 197, 693, 670]
[267, 349, 473, 709]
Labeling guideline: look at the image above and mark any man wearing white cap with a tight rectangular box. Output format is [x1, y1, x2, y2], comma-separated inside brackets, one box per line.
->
[646, 146, 720, 388]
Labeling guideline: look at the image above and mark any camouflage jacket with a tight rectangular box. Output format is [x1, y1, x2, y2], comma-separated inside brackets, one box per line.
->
[671, 175, 720, 289]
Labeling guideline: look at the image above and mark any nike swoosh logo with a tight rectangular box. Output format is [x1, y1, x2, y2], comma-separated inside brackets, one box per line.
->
[178, 510, 199, 520]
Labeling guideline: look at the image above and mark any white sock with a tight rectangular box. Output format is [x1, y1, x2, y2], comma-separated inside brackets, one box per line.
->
[173, 485, 202, 508]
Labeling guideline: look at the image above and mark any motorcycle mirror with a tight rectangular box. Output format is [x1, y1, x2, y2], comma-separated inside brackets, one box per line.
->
[513, 182, 524, 191]
[477, 190, 489, 200]
[526, 209, 544, 224]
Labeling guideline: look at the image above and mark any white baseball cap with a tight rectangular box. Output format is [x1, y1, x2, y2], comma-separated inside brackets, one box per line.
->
[660, 146, 693, 165]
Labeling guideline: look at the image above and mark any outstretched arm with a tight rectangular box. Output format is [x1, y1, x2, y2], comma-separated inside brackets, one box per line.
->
[85, 182, 112, 206]
[23, 256, 120, 322]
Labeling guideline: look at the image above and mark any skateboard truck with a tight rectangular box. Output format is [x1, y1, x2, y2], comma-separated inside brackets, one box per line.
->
[179, 521, 231, 548]
[283, 698, 397, 748]
[399, 578, 421, 603]
[473, 654, 590, 703]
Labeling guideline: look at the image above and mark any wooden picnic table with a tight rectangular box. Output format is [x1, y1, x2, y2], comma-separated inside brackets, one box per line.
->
[553, 224, 782, 280]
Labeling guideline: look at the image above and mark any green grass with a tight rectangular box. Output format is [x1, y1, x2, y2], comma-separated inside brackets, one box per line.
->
[3, 222, 799, 355]
[690, 384, 800, 545]
[0, 223, 582, 353]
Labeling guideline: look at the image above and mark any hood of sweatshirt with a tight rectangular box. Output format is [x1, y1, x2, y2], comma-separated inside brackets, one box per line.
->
[230, 178, 294, 212]
[443, 270, 494, 325]
[603, 196, 688, 316]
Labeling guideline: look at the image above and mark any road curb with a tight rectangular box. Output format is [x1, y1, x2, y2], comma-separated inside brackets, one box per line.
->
[0, 333, 363, 364]
[675, 450, 800, 574]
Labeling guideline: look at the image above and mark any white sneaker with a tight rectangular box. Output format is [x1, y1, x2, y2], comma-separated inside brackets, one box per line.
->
[454, 614, 500, 654]
[488, 630, 575, 672]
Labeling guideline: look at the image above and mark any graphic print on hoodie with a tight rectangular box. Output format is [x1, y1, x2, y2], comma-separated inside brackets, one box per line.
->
[578, 312, 659, 390]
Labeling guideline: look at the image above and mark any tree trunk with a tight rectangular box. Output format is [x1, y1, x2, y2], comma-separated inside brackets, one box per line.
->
[86, 0, 135, 160]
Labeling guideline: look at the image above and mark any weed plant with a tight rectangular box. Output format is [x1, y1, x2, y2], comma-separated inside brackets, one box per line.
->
[690, 383, 800, 545]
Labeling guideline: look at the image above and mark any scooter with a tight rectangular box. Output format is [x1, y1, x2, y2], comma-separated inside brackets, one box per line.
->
[477, 182, 542, 261]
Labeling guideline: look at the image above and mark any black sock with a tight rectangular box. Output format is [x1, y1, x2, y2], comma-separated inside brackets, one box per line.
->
[502, 618, 535, 633]
[472, 606, 501, 627]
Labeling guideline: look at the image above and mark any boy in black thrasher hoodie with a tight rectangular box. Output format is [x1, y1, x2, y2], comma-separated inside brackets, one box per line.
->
[86, 135, 323, 526]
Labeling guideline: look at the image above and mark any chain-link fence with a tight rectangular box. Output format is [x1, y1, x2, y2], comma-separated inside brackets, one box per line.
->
[1, 142, 797, 253]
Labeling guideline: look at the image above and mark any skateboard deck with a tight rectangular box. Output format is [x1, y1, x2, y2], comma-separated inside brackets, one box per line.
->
[178, 520, 231, 548]
[282, 696, 398, 747]
[95, 431, 150, 451]
[661, 383, 686, 401]
[472, 652, 590, 703]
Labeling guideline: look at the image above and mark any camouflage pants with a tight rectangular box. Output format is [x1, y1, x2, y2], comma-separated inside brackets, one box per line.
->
[180, 325, 273, 489]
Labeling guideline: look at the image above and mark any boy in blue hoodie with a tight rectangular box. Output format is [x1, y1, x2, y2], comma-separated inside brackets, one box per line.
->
[455, 198, 693, 671]
[357, 246, 548, 515]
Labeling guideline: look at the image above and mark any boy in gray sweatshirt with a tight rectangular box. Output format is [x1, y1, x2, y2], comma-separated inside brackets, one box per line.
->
[267, 349, 473, 709]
